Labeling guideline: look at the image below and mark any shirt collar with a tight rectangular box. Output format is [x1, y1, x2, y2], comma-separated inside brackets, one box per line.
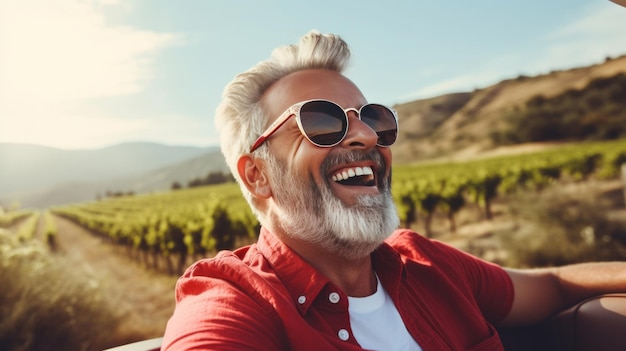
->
[372, 239, 405, 299]
[256, 227, 407, 314]
[256, 227, 332, 315]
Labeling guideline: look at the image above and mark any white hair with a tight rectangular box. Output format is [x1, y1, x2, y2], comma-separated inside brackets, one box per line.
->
[214, 31, 352, 220]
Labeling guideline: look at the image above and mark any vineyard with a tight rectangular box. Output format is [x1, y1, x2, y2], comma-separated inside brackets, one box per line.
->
[3, 138, 626, 275]
[51, 183, 258, 275]
[393, 138, 626, 236]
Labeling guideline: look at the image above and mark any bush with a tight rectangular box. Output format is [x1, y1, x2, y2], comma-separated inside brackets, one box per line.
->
[496, 73, 626, 145]
[498, 183, 626, 268]
[0, 230, 128, 351]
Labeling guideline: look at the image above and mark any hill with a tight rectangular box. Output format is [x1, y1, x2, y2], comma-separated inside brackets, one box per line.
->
[391, 55, 626, 163]
[3, 55, 626, 208]
[0, 143, 228, 208]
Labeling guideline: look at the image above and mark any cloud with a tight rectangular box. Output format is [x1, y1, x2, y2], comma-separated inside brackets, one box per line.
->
[402, 3, 626, 101]
[535, 3, 626, 69]
[0, 0, 184, 148]
[0, 104, 216, 149]
[0, 107, 151, 149]
[1, 0, 182, 101]
[400, 73, 487, 101]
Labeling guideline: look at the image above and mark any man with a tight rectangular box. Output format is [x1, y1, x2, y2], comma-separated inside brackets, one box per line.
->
[162, 31, 626, 350]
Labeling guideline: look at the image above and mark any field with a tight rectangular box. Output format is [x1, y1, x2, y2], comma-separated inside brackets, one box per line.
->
[1, 139, 626, 350]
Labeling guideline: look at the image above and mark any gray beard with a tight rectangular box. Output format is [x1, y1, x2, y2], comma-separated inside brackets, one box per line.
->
[266, 149, 399, 260]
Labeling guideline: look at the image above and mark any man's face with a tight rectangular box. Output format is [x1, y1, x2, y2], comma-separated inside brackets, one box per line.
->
[258, 69, 399, 258]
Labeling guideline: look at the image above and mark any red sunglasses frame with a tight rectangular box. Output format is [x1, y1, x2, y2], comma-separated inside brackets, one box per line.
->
[249, 99, 398, 152]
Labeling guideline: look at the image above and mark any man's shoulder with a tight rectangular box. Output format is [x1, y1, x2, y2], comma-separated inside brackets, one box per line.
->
[182, 244, 261, 280]
[386, 228, 441, 251]
[383, 228, 468, 263]
[174, 243, 288, 304]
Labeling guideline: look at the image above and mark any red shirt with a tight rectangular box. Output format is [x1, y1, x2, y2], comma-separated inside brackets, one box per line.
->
[161, 228, 514, 351]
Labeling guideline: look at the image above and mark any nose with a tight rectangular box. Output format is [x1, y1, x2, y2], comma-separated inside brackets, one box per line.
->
[339, 109, 378, 149]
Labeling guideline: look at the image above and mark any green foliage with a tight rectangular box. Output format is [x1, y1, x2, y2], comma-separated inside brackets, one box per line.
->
[397, 190, 417, 228]
[52, 183, 257, 274]
[49, 138, 626, 273]
[187, 171, 235, 188]
[16, 212, 40, 241]
[439, 179, 466, 232]
[392, 138, 626, 231]
[0, 209, 34, 227]
[42, 211, 57, 251]
[495, 73, 626, 144]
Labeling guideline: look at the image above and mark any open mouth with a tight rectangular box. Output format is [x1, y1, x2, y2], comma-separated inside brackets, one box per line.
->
[330, 166, 376, 187]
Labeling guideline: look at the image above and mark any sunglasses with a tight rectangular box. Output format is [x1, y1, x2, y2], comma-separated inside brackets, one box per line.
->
[250, 99, 398, 152]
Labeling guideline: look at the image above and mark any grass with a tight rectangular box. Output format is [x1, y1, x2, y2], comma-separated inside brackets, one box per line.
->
[412, 178, 626, 268]
[0, 229, 143, 351]
[484, 180, 626, 268]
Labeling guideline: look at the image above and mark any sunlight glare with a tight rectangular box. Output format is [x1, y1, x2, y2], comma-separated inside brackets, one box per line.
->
[0, 0, 182, 148]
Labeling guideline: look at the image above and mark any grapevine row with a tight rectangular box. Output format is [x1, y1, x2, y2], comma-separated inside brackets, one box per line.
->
[51, 139, 626, 273]
[15, 212, 41, 241]
[52, 184, 257, 274]
[0, 209, 35, 227]
[393, 139, 626, 236]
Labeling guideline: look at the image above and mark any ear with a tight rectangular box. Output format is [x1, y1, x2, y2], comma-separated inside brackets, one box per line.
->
[237, 154, 272, 199]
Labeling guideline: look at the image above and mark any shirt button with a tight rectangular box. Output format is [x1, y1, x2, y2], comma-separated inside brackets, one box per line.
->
[337, 329, 350, 341]
[297, 295, 306, 304]
[328, 292, 340, 304]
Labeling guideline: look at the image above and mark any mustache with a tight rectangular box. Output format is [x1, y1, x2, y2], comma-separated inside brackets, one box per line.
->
[320, 149, 387, 182]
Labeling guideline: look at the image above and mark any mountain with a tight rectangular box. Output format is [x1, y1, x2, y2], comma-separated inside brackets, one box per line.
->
[390, 55, 626, 163]
[96, 151, 230, 195]
[0, 142, 227, 208]
[3, 55, 626, 208]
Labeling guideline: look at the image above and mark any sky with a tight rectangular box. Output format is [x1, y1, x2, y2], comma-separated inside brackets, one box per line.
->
[1, 0, 626, 150]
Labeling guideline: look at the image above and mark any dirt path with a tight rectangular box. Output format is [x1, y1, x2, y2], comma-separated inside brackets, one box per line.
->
[51, 215, 179, 341]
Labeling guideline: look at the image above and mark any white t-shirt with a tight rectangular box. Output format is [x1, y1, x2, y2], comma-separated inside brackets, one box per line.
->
[348, 276, 423, 351]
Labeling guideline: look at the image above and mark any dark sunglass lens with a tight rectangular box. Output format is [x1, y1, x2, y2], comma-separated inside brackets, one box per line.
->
[299, 101, 347, 146]
[360, 104, 398, 146]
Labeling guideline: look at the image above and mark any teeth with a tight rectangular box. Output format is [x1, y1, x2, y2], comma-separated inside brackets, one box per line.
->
[331, 166, 374, 183]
